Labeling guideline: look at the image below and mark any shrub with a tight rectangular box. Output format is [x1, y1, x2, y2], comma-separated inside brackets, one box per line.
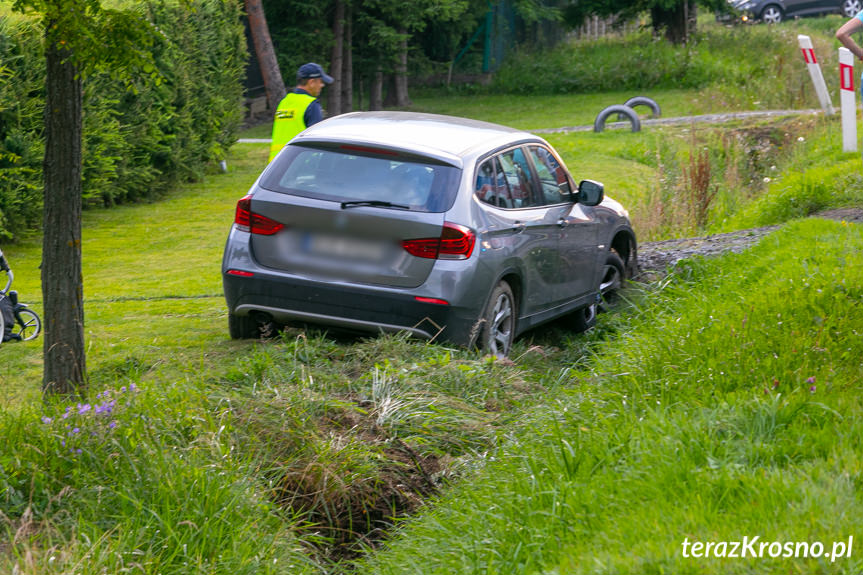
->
[0, 0, 247, 240]
[491, 23, 832, 111]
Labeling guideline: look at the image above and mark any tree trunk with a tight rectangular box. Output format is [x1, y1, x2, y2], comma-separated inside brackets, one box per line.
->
[42, 34, 86, 397]
[383, 73, 397, 108]
[370, 69, 383, 111]
[341, 6, 353, 113]
[328, 0, 345, 116]
[650, 1, 697, 44]
[393, 28, 411, 107]
[245, 0, 285, 111]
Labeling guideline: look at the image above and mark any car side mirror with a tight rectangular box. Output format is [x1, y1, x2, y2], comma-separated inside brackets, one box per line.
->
[577, 179, 604, 206]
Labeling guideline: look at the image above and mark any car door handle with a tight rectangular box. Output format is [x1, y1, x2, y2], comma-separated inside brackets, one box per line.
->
[512, 221, 526, 233]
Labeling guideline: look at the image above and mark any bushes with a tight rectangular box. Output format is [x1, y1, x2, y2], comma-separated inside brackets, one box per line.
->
[0, 0, 247, 240]
[491, 23, 829, 110]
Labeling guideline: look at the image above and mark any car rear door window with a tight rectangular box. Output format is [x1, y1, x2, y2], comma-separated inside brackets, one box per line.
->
[475, 157, 517, 208]
[527, 145, 572, 205]
[497, 148, 541, 208]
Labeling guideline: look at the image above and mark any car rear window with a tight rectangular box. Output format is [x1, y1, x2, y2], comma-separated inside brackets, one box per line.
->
[261, 144, 462, 213]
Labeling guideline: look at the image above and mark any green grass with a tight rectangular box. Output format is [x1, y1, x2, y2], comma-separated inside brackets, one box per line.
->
[0, 143, 269, 406]
[357, 218, 863, 574]
[408, 88, 739, 131]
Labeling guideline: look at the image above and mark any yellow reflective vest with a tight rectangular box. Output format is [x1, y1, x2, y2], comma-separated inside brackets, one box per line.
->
[268, 92, 316, 163]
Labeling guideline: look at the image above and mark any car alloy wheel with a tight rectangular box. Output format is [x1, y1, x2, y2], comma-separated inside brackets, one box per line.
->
[842, 0, 862, 17]
[760, 4, 783, 23]
[480, 281, 515, 358]
[599, 251, 625, 303]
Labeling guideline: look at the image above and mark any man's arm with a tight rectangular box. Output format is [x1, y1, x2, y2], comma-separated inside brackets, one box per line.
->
[304, 100, 324, 128]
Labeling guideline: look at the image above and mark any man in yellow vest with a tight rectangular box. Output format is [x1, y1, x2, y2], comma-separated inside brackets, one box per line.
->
[268, 62, 334, 163]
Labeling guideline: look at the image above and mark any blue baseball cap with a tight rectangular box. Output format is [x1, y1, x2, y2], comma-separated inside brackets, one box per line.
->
[297, 62, 334, 84]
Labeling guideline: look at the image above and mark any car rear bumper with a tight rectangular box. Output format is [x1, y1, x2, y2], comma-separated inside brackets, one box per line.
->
[223, 272, 479, 346]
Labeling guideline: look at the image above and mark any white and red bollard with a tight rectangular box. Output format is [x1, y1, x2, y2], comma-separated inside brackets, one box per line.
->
[838, 47, 857, 153]
[798, 35, 834, 116]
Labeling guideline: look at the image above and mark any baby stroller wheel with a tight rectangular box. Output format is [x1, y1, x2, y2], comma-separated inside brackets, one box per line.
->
[15, 309, 41, 341]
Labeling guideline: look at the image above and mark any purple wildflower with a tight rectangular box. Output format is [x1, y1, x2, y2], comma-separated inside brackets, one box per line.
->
[94, 400, 115, 415]
[41, 416, 53, 425]
[77, 403, 91, 415]
[809, 385, 817, 393]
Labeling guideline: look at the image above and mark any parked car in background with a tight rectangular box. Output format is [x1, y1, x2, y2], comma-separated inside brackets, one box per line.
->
[222, 112, 637, 357]
[720, 0, 861, 23]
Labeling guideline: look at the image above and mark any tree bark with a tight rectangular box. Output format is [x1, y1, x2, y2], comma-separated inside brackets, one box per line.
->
[245, 0, 286, 111]
[328, 0, 345, 116]
[393, 28, 411, 107]
[651, 1, 697, 44]
[42, 34, 86, 397]
[370, 68, 383, 111]
[341, 6, 353, 113]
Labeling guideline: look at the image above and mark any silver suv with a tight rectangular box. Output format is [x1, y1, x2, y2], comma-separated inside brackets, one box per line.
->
[222, 112, 637, 356]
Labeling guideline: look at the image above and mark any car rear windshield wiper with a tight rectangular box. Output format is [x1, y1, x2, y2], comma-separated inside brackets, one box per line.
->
[340, 200, 411, 210]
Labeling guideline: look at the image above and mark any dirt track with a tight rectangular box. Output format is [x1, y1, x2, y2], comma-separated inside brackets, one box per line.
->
[636, 208, 863, 277]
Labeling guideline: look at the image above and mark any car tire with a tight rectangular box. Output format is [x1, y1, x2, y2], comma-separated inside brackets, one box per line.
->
[842, 0, 862, 17]
[594, 105, 641, 133]
[571, 302, 597, 333]
[479, 281, 515, 358]
[229, 313, 260, 339]
[760, 4, 783, 23]
[622, 96, 661, 119]
[599, 251, 626, 305]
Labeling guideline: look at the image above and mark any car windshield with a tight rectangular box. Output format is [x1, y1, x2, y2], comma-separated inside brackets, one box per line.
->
[261, 144, 462, 213]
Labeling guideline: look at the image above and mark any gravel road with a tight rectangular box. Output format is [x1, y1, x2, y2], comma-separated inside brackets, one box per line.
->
[636, 208, 863, 277]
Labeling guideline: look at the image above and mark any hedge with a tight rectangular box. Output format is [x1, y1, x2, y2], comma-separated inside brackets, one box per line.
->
[0, 0, 247, 241]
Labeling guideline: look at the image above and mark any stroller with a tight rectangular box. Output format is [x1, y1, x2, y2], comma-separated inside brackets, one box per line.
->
[0, 249, 42, 344]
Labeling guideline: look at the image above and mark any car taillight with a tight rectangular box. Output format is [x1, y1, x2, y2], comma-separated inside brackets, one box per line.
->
[235, 195, 284, 235]
[402, 222, 475, 260]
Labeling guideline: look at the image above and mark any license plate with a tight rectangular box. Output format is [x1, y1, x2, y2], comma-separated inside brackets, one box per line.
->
[302, 233, 388, 262]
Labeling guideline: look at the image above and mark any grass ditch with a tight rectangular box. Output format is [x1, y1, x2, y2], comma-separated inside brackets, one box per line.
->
[356, 217, 863, 574]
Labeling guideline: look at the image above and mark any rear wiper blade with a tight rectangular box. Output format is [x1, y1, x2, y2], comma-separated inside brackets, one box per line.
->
[340, 200, 411, 210]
